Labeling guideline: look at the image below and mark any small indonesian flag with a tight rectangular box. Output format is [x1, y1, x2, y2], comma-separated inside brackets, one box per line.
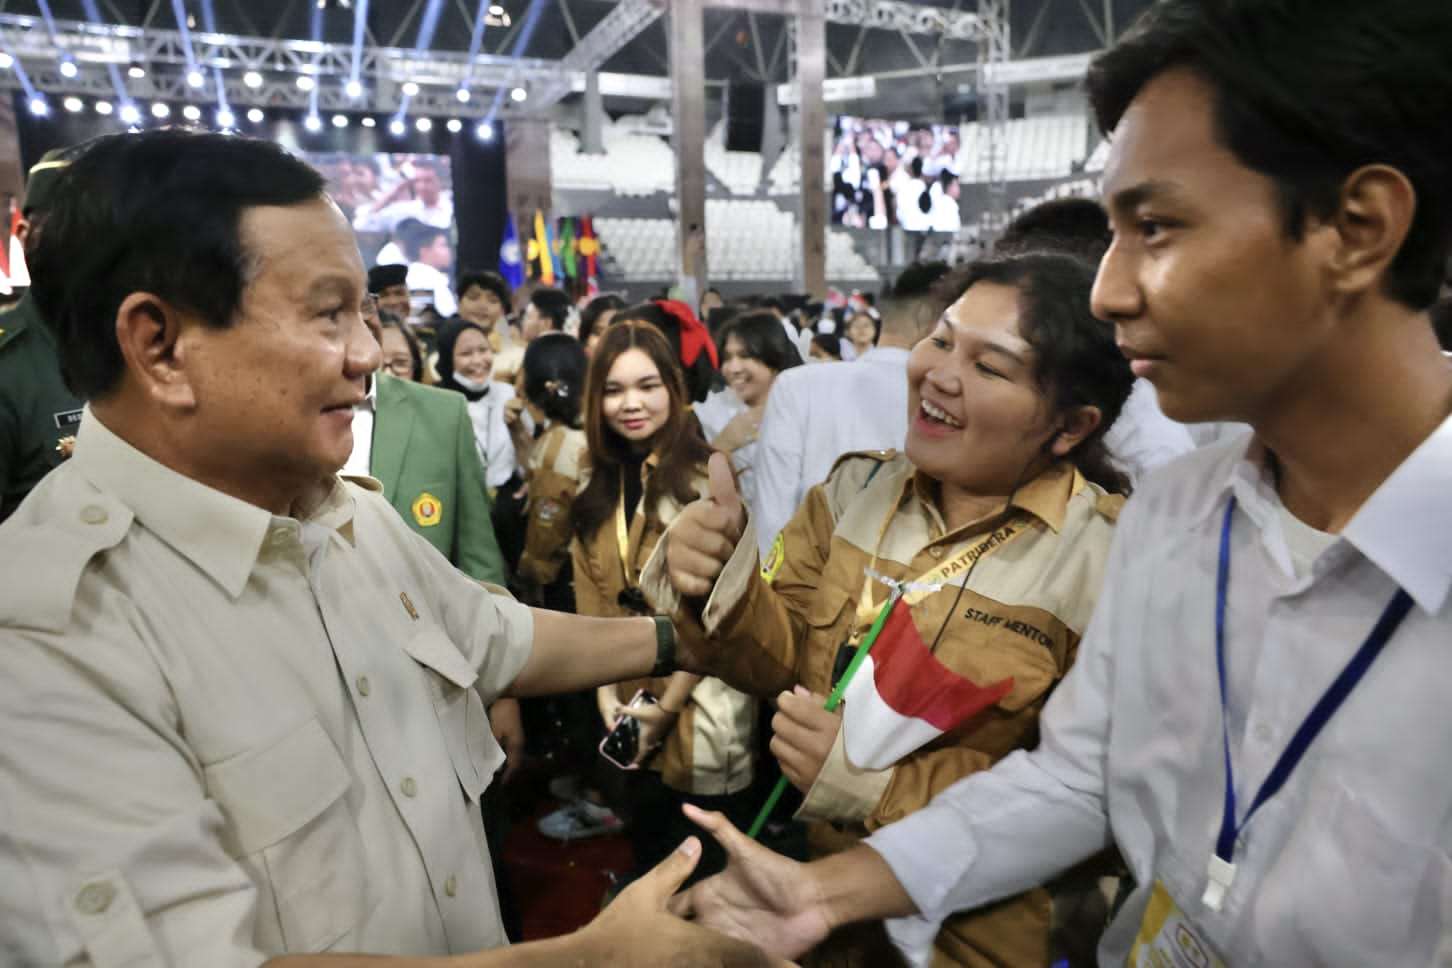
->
[840, 601, 1012, 770]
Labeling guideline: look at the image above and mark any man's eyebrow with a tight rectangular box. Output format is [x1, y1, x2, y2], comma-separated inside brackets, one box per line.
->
[1104, 179, 1184, 214]
[303, 275, 360, 302]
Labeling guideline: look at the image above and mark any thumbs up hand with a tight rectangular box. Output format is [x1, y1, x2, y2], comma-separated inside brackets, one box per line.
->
[667, 452, 747, 598]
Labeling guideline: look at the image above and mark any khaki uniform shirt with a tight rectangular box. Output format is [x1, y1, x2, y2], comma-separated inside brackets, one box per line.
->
[517, 423, 587, 584]
[0, 411, 535, 966]
[643, 451, 1122, 967]
[573, 455, 756, 796]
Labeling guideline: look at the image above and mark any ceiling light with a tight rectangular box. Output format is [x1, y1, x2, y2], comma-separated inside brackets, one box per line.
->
[455, 86, 470, 103]
[304, 114, 323, 132]
[216, 107, 236, 128]
[361, 116, 376, 128]
[388, 117, 406, 136]
[297, 74, 315, 91]
[446, 118, 462, 133]
[59, 57, 78, 78]
[510, 86, 527, 102]
[151, 102, 171, 119]
[95, 99, 113, 115]
[345, 79, 363, 98]
[0, 53, 13, 70]
[402, 81, 420, 97]
[119, 103, 141, 125]
[63, 96, 83, 113]
[332, 113, 348, 128]
[187, 68, 205, 88]
[128, 63, 146, 79]
[476, 121, 494, 141]
[28, 96, 48, 116]
[243, 70, 263, 88]
[246, 107, 264, 123]
[182, 104, 202, 122]
[415, 117, 432, 132]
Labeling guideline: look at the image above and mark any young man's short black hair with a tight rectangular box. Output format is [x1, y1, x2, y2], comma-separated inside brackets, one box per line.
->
[456, 268, 513, 312]
[997, 198, 1111, 265]
[529, 287, 573, 331]
[397, 218, 449, 262]
[1086, 0, 1452, 309]
[28, 129, 326, 399]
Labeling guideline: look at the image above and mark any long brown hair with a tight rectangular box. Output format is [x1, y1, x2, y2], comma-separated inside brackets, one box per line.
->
[573, 321, 715, 540]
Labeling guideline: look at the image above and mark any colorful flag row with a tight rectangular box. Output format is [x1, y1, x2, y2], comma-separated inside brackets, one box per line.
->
[506, 211, 599, 292]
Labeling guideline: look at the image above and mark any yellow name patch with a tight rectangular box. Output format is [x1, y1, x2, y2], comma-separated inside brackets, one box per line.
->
[761, 532, 785, 584]
[412, 492, 443, 527]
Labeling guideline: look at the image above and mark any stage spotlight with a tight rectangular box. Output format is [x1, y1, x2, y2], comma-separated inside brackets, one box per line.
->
[59, 57, 78, 79]
[446, 118, 462, 133]
[187, 69, 205, 88]
[0, 53, 13, 70]
[243, 70, 263, 88]
[402, 81, 420, 97]
[28, 96, 48, 116]
[361, 116, 376, 128]
[345, 79, 363, 98]
[63, 96, 83, 113]
[389, 117, 406, 136]
[510, 86, 527, 102]
[128, 63, 146, 79]
[455, 86, 470, 103]
[119, 103, 141, 125]
[415, 117, 432, 132]
[297, 74, 315, 91]
[476, 121, 494, 141]
[95, 99, 114, 115]
[216, 107, 236, 128]
[182, 104, 202, 122]
[304, 114, 323, 132]
[246, 107, 264, 123]
[332, 113, 348, 128]
[151, 102, 171, 119]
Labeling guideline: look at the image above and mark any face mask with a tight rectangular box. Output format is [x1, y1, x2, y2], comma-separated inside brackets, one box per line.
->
[453, 373, 491, 393]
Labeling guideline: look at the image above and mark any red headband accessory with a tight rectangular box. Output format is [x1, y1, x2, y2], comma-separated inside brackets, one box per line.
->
[653, 299, 718, 370]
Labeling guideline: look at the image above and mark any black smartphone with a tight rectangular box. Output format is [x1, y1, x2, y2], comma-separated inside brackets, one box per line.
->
[599, 689, 658, 770]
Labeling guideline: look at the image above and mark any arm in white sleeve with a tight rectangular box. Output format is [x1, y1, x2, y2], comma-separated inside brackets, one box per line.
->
[752, 375, 807, 559]
[485, 387, 518, 489]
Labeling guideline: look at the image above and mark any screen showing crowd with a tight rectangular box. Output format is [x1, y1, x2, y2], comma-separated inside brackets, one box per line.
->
[830, 116, 962, 233]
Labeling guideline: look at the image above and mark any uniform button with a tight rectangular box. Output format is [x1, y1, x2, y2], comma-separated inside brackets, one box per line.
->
[79, 505, 108, 525]
[75, 882, 115, 915]
[400, 776, 418, 798]
[355, 676, 371, 697]
[1254, 725, 1272, 744]
[444, 874, 458, 897]
[928, 546, 944, 559]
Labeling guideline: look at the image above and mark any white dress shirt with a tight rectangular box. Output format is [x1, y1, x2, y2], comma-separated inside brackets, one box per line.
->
[341, 375, 378, 477]
[465, 382, 517, 489]
[869, 420, 1452, 967]
[0, 411, 535, 965]
[1102, 378, 1197, 484]
[752, 346, 910, 556]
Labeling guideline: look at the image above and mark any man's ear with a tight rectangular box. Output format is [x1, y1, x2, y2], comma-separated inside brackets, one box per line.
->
[1049, 404, 1103, 458]
[1326, 164, 1417, 298]
[113, 292, 200, 412]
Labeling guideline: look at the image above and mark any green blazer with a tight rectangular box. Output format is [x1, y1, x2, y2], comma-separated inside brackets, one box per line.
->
[369, 373, 506, 585]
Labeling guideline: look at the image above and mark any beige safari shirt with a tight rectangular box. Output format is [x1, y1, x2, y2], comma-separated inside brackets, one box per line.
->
[0, 411, 535, 966]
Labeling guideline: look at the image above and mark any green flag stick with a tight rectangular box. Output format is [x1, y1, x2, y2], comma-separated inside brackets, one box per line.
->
[745, 585, 903, 840]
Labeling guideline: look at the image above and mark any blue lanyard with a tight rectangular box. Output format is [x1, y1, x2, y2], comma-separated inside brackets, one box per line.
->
[1207, 497, 1412, 909]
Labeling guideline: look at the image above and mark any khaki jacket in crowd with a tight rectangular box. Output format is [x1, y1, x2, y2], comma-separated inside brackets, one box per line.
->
[572, 453, 756, 797]
[517, 423, 587, 585]
[643, 451, 1123, 968]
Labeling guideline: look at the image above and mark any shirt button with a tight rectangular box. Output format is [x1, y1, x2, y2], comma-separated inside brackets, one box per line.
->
[400, 776, 418, 798]
[928, 546, 944, 559]
[355, 676, 371, 697]
[79, 505, 108, 526]
[75, 882, 115, 915]
[444, 874, 458, 898]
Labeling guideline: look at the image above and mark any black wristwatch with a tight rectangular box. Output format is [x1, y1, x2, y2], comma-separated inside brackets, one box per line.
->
[651, 615, 677, 677]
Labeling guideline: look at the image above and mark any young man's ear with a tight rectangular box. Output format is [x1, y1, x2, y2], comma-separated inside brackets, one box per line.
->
[113, 293, 199, 412]
[1326, 164, 1417, 298]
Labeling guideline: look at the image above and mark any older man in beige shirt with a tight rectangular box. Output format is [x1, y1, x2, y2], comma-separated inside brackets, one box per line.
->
[0, 130, 777, 968]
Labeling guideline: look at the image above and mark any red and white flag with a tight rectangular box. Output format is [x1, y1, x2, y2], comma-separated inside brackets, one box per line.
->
[841, 601, 1013, 770]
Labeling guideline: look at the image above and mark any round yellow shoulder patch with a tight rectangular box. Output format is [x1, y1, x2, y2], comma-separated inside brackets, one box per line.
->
[412, 492, 443, 527]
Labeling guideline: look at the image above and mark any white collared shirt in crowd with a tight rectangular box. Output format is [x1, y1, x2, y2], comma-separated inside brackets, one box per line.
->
[1102, 378, 1197, 484]
[465, 380, 518, 489]
[752, 345, 910, 557]
[341, 374, 379, 478]
[0, 411, 535, 965]
[869, 420, 1452, 967]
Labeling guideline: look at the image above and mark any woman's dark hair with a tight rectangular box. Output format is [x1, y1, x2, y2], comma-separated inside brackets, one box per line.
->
[810, 332, 843, 360]
[573, 322, 714, 541]
[456, 268, 513, 312]
[845, 308, 882, 346]
[521, 332, 588, 427]
[612, 300, 717, 403]
[529, 287, 573, 331]
[936, 253, 1135, 495]
[1086, 0, 1452, 309]
[718, 310, 804, 375]
[579, 293, 627, 347]
[432, 317, 492, 393]
[28, 129, 327, 399]
[380, 310, 423, 382]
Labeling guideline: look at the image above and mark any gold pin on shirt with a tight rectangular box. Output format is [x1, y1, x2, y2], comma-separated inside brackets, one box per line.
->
[400, 591, 419, 620]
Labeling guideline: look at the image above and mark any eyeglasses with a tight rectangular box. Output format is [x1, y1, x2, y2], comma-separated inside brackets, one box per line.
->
[361, 293, 380, 320]
[382, 355, 414, 377]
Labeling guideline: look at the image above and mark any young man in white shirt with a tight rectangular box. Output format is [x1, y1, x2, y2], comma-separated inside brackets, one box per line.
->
[662, 1, 1452, 965]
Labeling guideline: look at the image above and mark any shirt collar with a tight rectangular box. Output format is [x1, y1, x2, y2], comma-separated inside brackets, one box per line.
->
[909, 459, 1082, 536]
[858, 346, 910, 365]
[71, 409, 363, 599]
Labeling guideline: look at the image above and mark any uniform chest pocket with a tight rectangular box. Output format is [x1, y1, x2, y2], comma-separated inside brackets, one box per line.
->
[204, 717, 373, 953]
[402, 623, 504, 803]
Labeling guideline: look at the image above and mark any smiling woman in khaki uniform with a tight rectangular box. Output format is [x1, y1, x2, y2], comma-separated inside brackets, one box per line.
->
[645, 253, 1135, 967]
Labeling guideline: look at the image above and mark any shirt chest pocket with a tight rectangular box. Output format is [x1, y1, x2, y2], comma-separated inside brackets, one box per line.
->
[403, 622, 504, 802]
[204, 717, 375, 953]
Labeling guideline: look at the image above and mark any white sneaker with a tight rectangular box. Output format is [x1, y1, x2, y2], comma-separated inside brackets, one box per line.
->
[537, 800, 625, 841]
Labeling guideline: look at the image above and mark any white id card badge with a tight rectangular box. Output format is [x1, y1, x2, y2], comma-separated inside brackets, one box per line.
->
[1128, 882, 1228, 968]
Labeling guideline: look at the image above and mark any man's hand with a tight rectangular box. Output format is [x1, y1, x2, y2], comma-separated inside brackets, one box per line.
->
[770, 687, 842, 794]
[574, 836, 792, 967]
[488, 699, 525, 784]
[617, 700, 679, 766]
[670, 805, 834, 960]
[666, 452, 746, 598]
